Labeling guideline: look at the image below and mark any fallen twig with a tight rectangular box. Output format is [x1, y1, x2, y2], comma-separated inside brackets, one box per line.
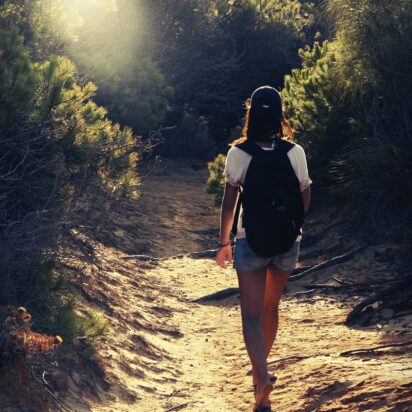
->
[289, 245, 369, 281]
[304, 283, 342, 290]
[293, 265, 313, 274]
[121, 254, 163, 261]
[121, 248, 218, 261]
[192, 287, 240, 303]
[332, 276, 374, 292]
[267, 355, 310, 366]
[28, 366, 72, 412]
[164, 402, 192, 411]
[393, 310, 412, 319]
[292, 288, 317, 296]
[340, 340, 412, 357]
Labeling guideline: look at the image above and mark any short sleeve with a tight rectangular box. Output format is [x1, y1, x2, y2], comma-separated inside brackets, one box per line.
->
[287, 144, 312, 191]
[223, 146, 251, 187]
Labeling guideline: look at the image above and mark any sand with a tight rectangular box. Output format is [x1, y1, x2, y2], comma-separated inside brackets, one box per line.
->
[61, 158, 412, 412]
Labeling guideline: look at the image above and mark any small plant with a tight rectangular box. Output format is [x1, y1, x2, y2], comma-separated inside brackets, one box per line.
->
[1, 307, 62, 365]
[53, 297, 78, 344]
[206, 154, 226, 205]
[77, 309, 110, 356]
[53, 298, 110, 355]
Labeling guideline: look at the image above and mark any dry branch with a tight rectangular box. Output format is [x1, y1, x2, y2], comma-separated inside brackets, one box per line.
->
[192, 287, 239, 303]
[289, 245, 368, 281]
[292, 288, 317, 297]
[164, 402, 192, 412]
[304, 283, 342, 290]
[267, 355, 310, 366]
[346, 275, 412, 325]
[332, 276, 374, 292]
[121, 248, 218, 261]
[340, 340, 412, 357]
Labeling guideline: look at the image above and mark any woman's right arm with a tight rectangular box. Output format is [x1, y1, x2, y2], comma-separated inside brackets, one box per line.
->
[215, 182, 238, 268]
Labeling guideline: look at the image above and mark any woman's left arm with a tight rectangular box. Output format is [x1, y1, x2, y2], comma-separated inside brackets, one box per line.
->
[302, 186, 311, 213]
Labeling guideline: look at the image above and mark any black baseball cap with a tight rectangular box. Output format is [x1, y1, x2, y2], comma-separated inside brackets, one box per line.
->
[247, 86, 282, 140]
[250, 86, 282, 117]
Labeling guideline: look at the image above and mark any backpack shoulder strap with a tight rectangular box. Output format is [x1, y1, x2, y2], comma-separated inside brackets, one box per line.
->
[231, 186, 242, 236]
[234, 140, 263, 157]
[275, 139, 295, 155]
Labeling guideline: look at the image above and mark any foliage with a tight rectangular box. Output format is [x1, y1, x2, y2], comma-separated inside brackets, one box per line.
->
[325, 0, 412, 227]
[54, 300, 109, 353]
[280, 0, 412, 232]
[282, 40, 353, 182]
[145, 0, 322, 143]
[94, 57, 173, 134]
[76, 309, 110, 355]
[327, 0, 412, 147]
[206, 154, 227, 205]
[57, 0, 172, 136]
[158, 106, 215, 159]
[0, 3, 140, 350]
[208, 0, 412, 234]
[330, 138, 412, 229]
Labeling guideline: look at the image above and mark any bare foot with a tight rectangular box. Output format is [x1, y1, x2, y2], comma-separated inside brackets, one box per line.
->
[254, 378, 273, 409]
[253, 370, 277, 395]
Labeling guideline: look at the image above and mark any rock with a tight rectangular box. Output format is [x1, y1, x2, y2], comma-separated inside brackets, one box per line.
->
[380, 308, 395, 320]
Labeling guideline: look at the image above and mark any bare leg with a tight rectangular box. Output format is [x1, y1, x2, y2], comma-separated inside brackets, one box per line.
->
[236, 269, 273, 408]
[252, 268, 290, 385]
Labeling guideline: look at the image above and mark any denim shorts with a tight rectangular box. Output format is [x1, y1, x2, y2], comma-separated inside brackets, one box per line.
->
[233, 237, 301, 272]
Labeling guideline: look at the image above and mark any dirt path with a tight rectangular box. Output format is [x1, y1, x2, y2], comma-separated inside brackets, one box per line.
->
[66, 159, 412, 412]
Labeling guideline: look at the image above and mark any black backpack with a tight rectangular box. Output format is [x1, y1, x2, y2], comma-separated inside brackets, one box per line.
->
[231, 139, 304, 257]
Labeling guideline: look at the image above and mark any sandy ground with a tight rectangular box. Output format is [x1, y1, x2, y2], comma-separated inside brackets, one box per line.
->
[62, 158, 412, 412]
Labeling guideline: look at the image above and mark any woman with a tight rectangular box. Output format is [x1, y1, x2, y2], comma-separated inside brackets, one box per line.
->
[215, 86, 312, 411]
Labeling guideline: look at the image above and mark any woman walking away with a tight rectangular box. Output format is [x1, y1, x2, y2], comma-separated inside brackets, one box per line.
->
[215, 86, 312, 412]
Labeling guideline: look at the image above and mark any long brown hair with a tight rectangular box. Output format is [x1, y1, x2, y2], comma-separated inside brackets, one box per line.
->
[232, 99, 294, 145]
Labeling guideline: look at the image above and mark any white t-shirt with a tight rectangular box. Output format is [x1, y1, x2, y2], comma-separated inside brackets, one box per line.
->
[224, 142, 312, 238]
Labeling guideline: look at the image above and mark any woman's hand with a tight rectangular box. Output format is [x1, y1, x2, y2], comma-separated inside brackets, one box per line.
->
[215, 244, 233, 268]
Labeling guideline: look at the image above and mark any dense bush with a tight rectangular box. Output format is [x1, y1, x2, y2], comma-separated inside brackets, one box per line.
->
[327, 0, 412, 147]
[0, 24, 140, 339]
[94, 0, 323, 144]
[282, 40, 353, 183]
[206, 154, 226, 205]
[157, 106, 215, 159]
[282, 0, 412, 231]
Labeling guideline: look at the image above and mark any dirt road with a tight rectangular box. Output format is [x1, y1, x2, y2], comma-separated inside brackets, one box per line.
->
[65, 158, 412, 412]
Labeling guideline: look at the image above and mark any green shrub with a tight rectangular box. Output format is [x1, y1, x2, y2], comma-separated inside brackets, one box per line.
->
[54, 299, 110, 355]
[330, 138, 412, 232]
[53, 297, 78, 344]
[76, 309, 110, 355]
[0, 28, 140, 312]
[14, 259, 109, 352]
[282, 1, 412, 233]
[206, 154, 226, 205]
[158, 107, 215, 159]
[282, 40, 354, 184]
